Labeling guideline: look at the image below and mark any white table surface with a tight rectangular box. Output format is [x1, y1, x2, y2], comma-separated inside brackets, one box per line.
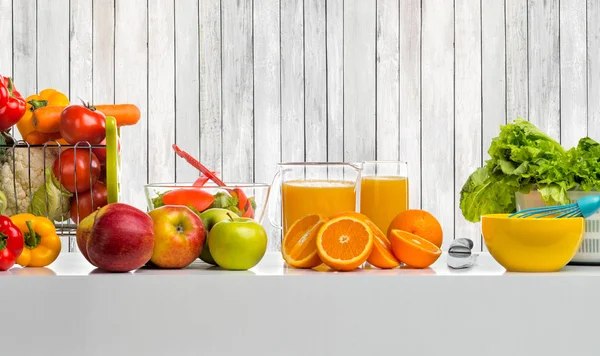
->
[1, 252, 600, 356]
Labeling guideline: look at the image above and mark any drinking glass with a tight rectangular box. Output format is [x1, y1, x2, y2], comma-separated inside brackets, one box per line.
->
[359, 161, 409, 234]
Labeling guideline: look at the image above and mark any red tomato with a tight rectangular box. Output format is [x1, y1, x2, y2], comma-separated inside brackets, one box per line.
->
[70, 181, 108, 224]
[92, 137, 121, 165]
[53, 148, 101, 193]
[60, 105, 106, 145]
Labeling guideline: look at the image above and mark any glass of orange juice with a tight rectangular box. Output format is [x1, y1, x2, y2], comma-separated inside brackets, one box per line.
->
[359, 161, 409, 234]
[269, 162, 361, 236]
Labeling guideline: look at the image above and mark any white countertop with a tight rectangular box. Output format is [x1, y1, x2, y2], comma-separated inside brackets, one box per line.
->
[2, 252, 600, 356]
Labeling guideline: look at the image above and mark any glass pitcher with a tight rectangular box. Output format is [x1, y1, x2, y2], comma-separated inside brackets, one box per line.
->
[268, 162, 362, 243]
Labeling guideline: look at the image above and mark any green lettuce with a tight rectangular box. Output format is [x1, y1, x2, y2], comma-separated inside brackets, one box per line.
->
[460, 118, 569, 222]
[461, 118, 600, 222]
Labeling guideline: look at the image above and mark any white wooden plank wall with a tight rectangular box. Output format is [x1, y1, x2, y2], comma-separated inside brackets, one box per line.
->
[0, 0, 597, 251]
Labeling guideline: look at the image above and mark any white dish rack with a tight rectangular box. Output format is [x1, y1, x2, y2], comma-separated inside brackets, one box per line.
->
[516, 190, 600, 264]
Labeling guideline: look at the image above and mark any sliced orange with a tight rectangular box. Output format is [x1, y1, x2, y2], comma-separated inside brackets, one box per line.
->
[330, 211, 399, 269]
[367, 222, 401, 269]
[316, 215, 374, 271]
[389, 229, 441, 268]
[388, 209, 443, 248]
[282, 214, 328, 268]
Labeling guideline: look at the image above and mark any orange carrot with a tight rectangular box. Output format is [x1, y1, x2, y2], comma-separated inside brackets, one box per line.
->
[93, 104, 141, 127]
[25, 131, 62, 145]
[32, 106, 65, 133]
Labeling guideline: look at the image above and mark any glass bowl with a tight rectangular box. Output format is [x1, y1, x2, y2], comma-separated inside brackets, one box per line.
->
[144, 182, 272, 224]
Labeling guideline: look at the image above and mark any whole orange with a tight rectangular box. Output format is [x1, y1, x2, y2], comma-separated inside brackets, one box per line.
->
[387, 209, 443, 248]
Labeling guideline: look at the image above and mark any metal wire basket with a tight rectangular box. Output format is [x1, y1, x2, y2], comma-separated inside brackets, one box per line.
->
[0, 117, 120, 252]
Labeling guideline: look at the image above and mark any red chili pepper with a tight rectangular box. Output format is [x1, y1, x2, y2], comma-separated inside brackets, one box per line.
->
[0, 215, 24, 271]
[193, 176, 210, 187]
[193, 172, 217, 187]
[172, 144, 255, 218]
[0, 76, 27, 132]
[162, 188, 215, 212]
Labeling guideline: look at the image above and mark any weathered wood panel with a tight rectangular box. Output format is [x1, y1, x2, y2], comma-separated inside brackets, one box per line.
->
[376, 0, 399, 161]
[175, 0, 200, 181]
[304, 0, 327, 163]
[399, 0, 422, 210]
[528, 0, 560, 141]
[560, 0, 587, 149]
[326, 0, 344, 163]
[70, 0, 93, 102]
[280, 0, 305, 162]
[344, 0, 376, 162]
[455, 0, 482, 251]
[421, 0, 454, 250]
[221, 0, 253, 182]
[199, 0, 223, 174]
[115, 0, 148, 209]
[253, 0, 281, 184]
[148, 0, 175, 183]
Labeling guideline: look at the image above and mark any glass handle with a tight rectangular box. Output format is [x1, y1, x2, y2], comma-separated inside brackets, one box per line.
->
[265, 169, 283, 231]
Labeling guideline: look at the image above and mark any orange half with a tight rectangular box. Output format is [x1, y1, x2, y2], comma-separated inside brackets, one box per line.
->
[282, 214, 328, 268]
[389, 229, 441, 268]
[316, 216, 374, 271]
[367, 221, 401, 269]
[330, 211, 400, 269]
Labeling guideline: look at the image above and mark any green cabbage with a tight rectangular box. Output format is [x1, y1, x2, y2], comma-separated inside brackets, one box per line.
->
[28, 167, 72, 221]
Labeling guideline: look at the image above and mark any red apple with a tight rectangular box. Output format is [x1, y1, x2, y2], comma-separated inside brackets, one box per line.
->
[148, 206, 206, 268]
[86, 203, 155, 272]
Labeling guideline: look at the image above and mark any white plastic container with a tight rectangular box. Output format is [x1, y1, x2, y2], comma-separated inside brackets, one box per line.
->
[516, 190, 600, 264]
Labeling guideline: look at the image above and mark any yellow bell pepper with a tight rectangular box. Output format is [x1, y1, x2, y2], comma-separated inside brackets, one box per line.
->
[10, 214, 61, 267]
[16, 88, 69, 140]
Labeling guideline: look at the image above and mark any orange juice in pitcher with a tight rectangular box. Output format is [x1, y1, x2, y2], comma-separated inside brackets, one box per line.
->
[269, 163, 361, 235]
[282, 180, 356, 233]
[359, 162, 409, 233]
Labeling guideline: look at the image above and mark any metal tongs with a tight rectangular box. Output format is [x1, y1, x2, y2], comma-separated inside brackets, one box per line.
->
[447, 238, 478, 269]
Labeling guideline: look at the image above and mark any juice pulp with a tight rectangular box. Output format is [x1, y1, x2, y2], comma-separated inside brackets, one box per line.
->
[360, 176, 409, 233]
[282, 180, 356, 233]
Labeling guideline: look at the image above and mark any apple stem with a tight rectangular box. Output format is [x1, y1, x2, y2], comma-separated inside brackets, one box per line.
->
[226, 212, 235, 222]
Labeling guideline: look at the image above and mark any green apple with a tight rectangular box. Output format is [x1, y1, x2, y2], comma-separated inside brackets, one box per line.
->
[198, 208, 239, 265]
[208, 216, 268, 270]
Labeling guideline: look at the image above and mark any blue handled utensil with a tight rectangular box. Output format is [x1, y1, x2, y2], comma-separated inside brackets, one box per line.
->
[509, 195, 600, 219]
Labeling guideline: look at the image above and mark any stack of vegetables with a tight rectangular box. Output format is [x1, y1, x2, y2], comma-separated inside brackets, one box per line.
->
[0, 75, 141, 225]
[460, 118, 600, 222]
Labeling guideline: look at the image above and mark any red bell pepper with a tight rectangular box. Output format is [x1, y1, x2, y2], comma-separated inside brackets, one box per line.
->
[0, 77, 26, 132]
[172, 144, 255, 218]
[162, 188, 215, 212]
[0, 215, 24, 271]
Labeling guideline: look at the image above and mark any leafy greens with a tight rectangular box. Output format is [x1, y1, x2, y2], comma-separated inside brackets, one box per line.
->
[460, 118, 600, 222]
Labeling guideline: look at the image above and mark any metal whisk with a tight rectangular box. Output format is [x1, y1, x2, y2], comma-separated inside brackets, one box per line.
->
[509, 195, 600, 219]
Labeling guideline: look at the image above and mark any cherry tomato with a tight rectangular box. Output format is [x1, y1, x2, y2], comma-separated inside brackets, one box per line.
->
[53, 148, 101, 193]
[70, 181, 108, 224]
[60, 105, 106, 144]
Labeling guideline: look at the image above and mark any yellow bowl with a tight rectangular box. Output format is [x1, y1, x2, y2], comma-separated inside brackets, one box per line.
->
[481, 214, 585, 272]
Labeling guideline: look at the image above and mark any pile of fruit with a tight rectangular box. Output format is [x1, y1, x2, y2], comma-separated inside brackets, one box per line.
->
[74, 147, 268, 273]
[282, 209, 444, 271]
[75, 203, 267, 272]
